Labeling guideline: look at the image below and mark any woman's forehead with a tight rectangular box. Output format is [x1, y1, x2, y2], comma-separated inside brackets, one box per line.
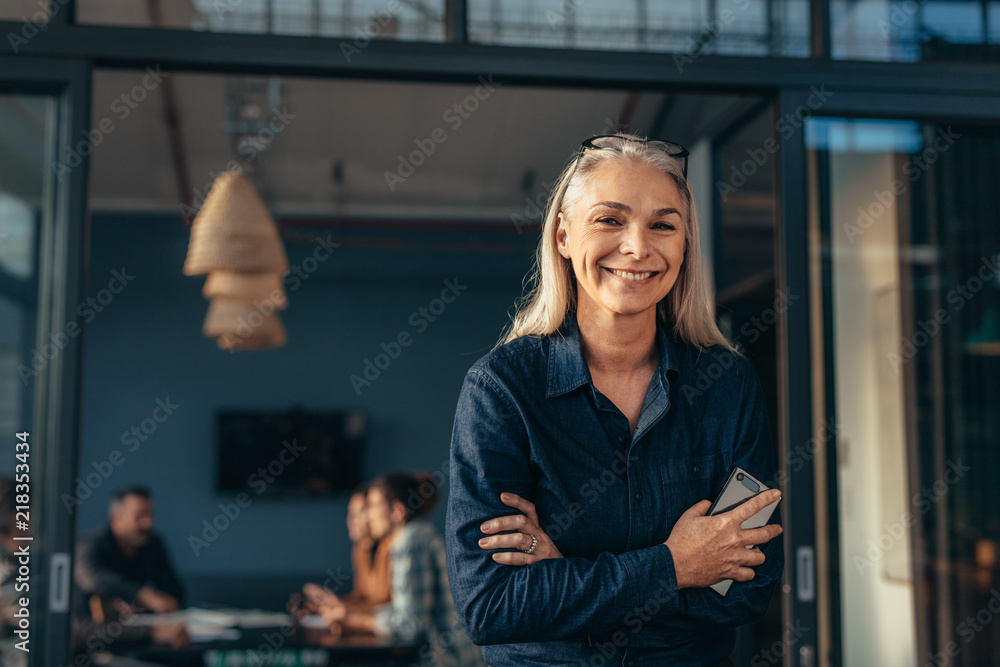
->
[576, 160, 683, 209]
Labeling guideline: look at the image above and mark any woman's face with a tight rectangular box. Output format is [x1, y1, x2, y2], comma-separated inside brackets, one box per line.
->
[556, 159, 687, 321]
[365, 488, 398, 541]
[346, 492, 369, 543]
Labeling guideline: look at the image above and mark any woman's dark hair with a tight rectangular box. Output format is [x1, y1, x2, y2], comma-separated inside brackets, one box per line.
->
[370, 471, 441, 523]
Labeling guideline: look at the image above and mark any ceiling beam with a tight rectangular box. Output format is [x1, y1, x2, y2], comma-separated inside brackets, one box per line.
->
[3, 24, 999, 99]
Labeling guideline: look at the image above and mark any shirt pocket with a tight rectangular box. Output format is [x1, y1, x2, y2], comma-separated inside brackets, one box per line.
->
[660, 451, 731, 526]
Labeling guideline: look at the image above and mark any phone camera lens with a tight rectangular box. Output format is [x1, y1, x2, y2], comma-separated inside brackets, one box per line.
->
[737, 473, 744, 481]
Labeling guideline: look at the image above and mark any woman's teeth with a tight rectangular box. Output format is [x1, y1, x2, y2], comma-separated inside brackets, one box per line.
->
[609, 269, 653, 281]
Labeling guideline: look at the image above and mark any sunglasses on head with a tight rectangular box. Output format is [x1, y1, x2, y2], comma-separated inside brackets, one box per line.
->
[579, 134, 690, 178]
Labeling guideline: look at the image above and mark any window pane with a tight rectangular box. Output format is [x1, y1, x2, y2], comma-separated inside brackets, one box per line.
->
[468, 0, 810, 57]
[832, 0, 1000, 62]
[75, 0, 446, 42]
[0, 93, 57, 667]
[809, 117, 1000, 666]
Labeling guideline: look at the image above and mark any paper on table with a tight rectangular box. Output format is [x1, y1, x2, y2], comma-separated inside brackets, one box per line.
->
[123, 607, 290, 628]
[187, 625, 242, 643]
[232, 609, 293, 628]
[298, 614, 329, 630]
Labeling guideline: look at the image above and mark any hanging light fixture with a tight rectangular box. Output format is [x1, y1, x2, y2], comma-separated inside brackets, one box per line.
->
[184, 76, 293, 352]
[183, 170, 289, 276]
[183, 170, 290, 351]
[202, 297, 287, 350]
[203, 270, 288, 309]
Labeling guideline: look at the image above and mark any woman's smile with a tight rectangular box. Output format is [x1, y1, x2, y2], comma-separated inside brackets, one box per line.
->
[602, 267, 661, 284]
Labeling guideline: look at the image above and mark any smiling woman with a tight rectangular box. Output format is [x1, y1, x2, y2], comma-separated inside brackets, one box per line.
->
[445, 133, 784, 666]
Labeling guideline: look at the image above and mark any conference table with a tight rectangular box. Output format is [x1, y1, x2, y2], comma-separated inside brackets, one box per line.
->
[112, 607, 424, 666]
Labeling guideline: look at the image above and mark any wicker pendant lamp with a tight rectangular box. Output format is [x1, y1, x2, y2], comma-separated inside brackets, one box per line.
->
[203, 270, 288, 309]
[217, 325, 287, 351]
[202, 297, 287, 350]
[183, 170, 289, 276]
[184, 169, 290, 351]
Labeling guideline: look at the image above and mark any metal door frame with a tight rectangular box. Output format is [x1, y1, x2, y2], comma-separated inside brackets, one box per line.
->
[0, 54, 91, 666]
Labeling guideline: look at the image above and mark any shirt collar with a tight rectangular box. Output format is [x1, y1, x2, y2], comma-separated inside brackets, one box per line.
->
[546, 315, 682, 398]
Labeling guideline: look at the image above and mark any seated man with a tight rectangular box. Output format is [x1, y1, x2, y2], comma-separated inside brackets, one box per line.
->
[75, 485, 185, 615]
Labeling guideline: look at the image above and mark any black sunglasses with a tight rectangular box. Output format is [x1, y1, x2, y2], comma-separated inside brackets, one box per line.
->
[579, 134, 690, 178]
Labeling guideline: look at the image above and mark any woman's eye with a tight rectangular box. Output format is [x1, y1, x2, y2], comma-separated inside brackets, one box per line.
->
[597, 217, 621, 225]
[652, 221, 677, 230]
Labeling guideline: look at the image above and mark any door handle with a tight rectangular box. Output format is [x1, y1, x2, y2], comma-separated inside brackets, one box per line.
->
[49, 552, 70, 613]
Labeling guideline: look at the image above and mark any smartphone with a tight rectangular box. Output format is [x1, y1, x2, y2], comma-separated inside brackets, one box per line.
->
[706, 467, 781, 596]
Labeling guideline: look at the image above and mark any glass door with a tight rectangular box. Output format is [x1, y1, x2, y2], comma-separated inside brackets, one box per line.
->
[807, 117, 1000, 666]
[0, 58, 91, 666]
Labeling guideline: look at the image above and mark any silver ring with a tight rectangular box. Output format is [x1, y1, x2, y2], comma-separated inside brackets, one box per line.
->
[524, 534, 537, 555]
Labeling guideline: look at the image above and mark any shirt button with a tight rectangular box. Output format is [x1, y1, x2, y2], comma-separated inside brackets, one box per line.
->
[617, 435, 625, 443]
[634, 492, 642, 502]
[693, 465, 700, 473]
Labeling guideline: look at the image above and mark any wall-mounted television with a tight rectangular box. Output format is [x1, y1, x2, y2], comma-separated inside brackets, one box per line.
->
[216, 409, 365, 497]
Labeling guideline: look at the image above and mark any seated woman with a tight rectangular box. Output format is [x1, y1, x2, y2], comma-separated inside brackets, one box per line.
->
[300, 485, 391, 617]
[307, 473, 485, 667]
[342, 484, 392, 610]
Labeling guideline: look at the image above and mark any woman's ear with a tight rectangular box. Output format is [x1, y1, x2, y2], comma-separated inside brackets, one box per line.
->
[389, 499, 408, 525]
[555, 211, 571, 259]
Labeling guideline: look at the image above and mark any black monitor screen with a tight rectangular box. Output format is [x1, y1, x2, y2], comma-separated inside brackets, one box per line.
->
[216, 409, 365, 497]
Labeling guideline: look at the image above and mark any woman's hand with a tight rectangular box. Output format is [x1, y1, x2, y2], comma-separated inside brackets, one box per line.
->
[303, 583, 346, 617]
[149, 622, 191, 649]
[287, 591, 317, 618]
[320, 603, 347, 623]
[479, 492, 564, 565]
[665, 489, 783, 589]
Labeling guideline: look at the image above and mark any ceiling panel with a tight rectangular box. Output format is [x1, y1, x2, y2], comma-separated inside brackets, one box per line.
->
[88, 69, 754, 224]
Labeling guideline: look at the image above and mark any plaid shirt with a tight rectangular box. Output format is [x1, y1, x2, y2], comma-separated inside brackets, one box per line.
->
[373, 520, 485, 667]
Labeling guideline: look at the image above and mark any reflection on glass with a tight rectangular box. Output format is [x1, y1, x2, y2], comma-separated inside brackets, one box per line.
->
[711, 104, 783, 662]
[831, 0, 1000, 62]
[468, 0, 809, 56]
[76, 0, 446, 41]
[0, 195, 34, 280]
[0, 93, 53, 667]
[809, 117, 1000, 666]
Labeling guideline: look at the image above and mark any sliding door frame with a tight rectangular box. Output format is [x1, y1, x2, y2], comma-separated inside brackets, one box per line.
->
[0, 55, 92, 666]
[796, 92, 1000, 667]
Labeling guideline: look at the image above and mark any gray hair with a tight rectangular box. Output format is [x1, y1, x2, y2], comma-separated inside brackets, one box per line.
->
[499, 132, 734, 352]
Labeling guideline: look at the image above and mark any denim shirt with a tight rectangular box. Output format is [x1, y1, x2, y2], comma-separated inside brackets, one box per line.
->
[445, 316, 784, 666]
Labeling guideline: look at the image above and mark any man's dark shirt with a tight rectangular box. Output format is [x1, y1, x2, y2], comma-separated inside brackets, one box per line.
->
[74, 526, 185, 614]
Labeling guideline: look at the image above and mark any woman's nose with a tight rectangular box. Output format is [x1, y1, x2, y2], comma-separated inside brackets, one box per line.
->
[620, 224, 649, 259]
